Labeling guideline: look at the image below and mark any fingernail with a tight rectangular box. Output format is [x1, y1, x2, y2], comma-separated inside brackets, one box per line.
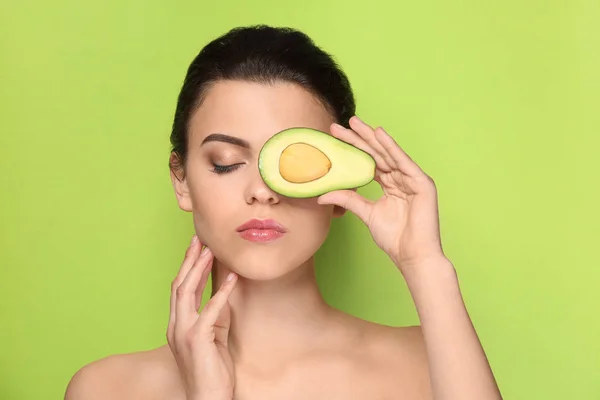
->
[191, 235, 198, 246]
[226, 272, 235, 281]
[200, 246, 210, 256]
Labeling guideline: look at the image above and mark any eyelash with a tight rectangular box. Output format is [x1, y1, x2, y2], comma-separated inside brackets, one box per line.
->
[211, 163, 244, 174]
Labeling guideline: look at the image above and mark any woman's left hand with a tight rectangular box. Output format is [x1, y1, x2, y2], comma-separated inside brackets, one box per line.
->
[317, 116, 447, 275]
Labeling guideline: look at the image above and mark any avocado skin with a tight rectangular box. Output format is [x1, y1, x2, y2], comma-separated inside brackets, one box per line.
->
[258, 127, 376, 198]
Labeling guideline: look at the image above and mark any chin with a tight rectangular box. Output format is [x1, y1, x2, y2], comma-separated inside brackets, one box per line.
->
[235, 263, 297, 281]
[221, 242, 315, 282]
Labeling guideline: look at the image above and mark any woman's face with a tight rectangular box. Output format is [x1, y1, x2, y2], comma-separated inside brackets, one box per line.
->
[170, 80, 344, 280]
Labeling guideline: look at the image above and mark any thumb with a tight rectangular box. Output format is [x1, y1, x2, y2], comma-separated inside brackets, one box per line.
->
[317, 190, 373, 225]
[214, 301, 232, 347]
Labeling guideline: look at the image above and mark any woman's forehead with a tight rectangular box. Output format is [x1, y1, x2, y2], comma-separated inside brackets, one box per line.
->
[188, 80, 335, 147]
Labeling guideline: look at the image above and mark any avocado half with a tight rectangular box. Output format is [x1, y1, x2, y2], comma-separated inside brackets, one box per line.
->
[258, 127, 376, 198]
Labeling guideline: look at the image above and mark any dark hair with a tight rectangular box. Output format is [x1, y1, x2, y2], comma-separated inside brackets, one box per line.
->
[168, 24, 356, 178]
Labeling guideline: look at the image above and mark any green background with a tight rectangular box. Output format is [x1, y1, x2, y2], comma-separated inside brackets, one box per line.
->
[1, 0, 598, 398]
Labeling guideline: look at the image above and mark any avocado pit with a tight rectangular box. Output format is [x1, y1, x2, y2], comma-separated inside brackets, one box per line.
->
[279, 143, 332, 183]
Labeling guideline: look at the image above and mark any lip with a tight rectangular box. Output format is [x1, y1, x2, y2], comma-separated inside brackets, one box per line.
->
[236, 218, 287, 243]
[236, 218, 287, 233]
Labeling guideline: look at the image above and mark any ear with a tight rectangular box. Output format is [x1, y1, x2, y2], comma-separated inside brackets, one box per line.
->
[169, 152, 193, 212]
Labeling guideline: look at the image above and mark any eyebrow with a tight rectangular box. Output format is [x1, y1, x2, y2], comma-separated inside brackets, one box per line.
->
[201, 133, 251, 149]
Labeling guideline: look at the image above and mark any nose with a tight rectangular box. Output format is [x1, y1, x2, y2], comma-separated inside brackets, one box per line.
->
[244, 167, 280, 205]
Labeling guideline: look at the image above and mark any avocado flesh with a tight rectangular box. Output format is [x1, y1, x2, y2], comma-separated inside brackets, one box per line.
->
[258, 127, 376, 198]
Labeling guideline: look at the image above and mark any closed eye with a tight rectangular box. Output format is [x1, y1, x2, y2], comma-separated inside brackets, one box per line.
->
[211, 163, 244, 174]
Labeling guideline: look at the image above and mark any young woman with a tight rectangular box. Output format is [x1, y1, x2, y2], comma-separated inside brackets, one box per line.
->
[66, 25, 502, 400]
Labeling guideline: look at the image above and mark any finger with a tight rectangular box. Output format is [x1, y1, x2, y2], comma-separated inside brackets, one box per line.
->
[197, 272, 239, 334]
[330, 123, 391, 172]
[317, 189, 373, 225]
[174, 246, 214, 336]
[213, 300, 232, 347]
[195, 257, 213, 310]
[349, 116, 398, 170]
[168, 235, 202, 343]
[374, 126, 425, 177]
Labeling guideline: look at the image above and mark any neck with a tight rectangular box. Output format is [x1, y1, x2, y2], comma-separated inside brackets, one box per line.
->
[211, 257, 337, 365]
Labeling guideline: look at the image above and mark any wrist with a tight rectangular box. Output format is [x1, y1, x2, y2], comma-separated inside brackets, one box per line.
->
[399, 256, 458, 290]
[399, 257, 467, 325]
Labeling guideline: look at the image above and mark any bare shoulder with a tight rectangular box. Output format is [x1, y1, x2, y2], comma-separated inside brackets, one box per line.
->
[345, 316, 432, 399]
[373, 323, 432, 397]
[64, 345, 183, 400]
[371, 323, 428, 356]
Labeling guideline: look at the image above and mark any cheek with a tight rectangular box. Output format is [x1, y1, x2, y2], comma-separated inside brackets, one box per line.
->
[189, 177, 238, 242]
[295, 204, 334, 243]
[292, 198, 334, 222]
[190, 169, 240, 207]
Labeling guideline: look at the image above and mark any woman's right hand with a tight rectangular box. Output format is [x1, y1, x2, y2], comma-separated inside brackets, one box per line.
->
[167, 235, 239, 400]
